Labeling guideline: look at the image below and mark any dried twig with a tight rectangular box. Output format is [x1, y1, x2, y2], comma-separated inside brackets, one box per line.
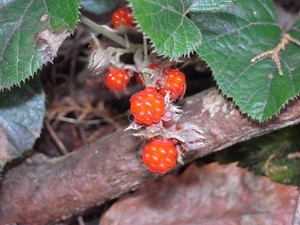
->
[45, 119, 69, 155]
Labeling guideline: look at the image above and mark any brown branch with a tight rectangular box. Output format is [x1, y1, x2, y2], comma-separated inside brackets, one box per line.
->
[1, 88, 300, 225]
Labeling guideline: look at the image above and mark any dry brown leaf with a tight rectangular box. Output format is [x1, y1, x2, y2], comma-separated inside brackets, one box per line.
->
[35, 29, 70, 62]
[101, 163, 297, 225]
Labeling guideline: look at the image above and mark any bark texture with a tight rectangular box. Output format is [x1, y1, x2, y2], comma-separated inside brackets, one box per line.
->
[1, 88, 300, 225]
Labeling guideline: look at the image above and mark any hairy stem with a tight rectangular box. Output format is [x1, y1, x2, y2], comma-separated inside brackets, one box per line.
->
[80, 15, 127, 48]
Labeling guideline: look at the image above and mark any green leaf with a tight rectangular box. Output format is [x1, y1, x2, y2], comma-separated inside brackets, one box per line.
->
[190, 0, 235, 11]
[216, 126, 300, 186]
[191, 0, 300, 121]
[0, 0, 80, 90]
[81, 0, 119, 14]
[129, 0, 202, 58]
[0, 77, 45, 159]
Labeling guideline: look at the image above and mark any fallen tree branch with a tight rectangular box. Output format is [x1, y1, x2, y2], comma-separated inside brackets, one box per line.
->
[1, 88, 300, 225]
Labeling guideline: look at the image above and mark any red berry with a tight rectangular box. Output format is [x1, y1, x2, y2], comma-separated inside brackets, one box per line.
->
[130, 87, 165, 125]
[142, 137, 178, 174]
[111, 7, 134, 29]
[105, 68, 130, 91]
[158, 68, 186, 100]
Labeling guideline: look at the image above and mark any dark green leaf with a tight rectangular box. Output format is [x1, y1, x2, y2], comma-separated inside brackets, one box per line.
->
[81, 0, 119, 14]
[0, 77, 45, 159]
[0, 0, 80, 90]
[130, 0, 202, 58]
[191, 0, 300, 120]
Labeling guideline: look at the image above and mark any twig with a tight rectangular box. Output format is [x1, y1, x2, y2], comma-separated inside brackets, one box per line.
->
[44, 120, 69, 155]
[56, 116, 103, 125]
[77, 216, 85, 225]
[251, 33, 300, 76]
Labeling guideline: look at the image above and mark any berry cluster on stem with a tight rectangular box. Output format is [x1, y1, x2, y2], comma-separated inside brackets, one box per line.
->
[84, 5, 205, 175]
[128, 62, 204, 174]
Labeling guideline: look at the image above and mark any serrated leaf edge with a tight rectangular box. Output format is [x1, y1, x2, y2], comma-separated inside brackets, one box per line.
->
[204, 59, 300, 122]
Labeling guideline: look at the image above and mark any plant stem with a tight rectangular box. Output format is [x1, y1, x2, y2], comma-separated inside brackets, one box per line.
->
[80, 15, 126, 48]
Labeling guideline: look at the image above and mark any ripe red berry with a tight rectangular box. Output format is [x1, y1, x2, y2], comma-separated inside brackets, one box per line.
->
[111, 7, 134, 29]
[142, 137, 178, 174]
[130, 87, 165, 125]
[105, 68, 130, 91]
[158, 68, 186, 100]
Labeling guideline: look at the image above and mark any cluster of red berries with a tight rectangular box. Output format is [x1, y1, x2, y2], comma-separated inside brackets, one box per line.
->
[91, 6, 203, 175]
[130, 68, 186, 123]
[100, 37, 186, 174]
[101, 7, 134, 92]
[102, 64, 186, 174]
[130, 66, 187, 174]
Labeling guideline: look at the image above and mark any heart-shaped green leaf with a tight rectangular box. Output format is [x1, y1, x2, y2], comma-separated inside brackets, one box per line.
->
[130, 0, 202, 58]
[0, 77, 45, 160]
[0, 0, 80, 90]
[192, 0, 300, 121]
